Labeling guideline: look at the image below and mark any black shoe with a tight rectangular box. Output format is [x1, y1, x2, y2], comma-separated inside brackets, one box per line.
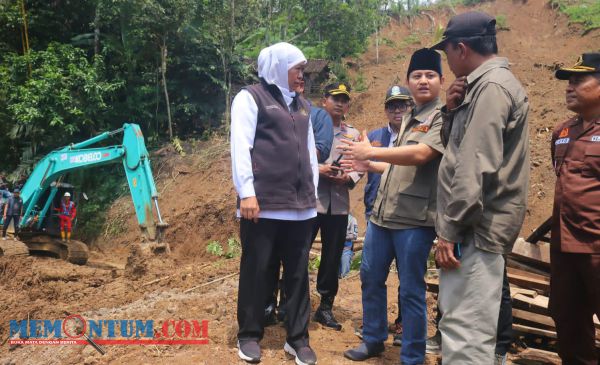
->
[284, 342, 317, 365]
[238, 340, 261, 363]
[313, 308, 342, 331]
[277, 306, 287, 323]
[343, 342, 385, 361]
[264, 303, 278, 327]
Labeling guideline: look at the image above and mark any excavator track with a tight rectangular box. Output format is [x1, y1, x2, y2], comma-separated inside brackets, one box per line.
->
[0, 238, 30, 258]
[21, 235, 89, 265]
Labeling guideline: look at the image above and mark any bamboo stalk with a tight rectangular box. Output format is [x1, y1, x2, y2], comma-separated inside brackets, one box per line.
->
[183, 272, 238, 294]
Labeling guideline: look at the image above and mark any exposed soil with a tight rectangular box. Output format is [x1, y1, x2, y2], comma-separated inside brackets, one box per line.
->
[1, 0, 598, 364]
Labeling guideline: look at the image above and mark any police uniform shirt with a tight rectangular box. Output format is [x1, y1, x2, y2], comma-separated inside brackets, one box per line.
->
[551, 116, 600, 253]
[316, 122, 361, 215]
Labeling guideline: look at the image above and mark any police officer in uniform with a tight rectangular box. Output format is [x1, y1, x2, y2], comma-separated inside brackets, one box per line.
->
[550, 53, 600, 365]
[312, 82, 361, 331]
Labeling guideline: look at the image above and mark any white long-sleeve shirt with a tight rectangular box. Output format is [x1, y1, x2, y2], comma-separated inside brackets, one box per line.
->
[230, 89, 319, 221]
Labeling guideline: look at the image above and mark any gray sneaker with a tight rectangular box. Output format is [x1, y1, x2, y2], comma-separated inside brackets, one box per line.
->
[425, 333, 441, 354]
[238, 340, 261, 363]
[284, 342, 317, 365]
[494, 353, 507, 365]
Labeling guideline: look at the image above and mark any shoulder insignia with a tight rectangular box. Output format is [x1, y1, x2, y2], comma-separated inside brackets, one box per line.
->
[558, 127, 569, 138]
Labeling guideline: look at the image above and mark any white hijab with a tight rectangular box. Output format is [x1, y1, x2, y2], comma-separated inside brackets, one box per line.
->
[257, 42, 306, 100]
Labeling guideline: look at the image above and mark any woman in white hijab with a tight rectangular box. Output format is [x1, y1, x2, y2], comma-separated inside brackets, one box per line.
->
[230, 42, 318, 365]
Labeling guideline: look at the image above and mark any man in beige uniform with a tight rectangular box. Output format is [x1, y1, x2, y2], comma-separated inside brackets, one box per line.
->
[312, 82, 361, 330]
[431, 12, 530, 364]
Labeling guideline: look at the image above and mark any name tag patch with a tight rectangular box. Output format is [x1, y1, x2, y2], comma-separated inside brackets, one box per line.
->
[412, 125, 430, 133]
[265, 105, 280, 110]
[592, 136, 600, 142]
[555, 138, 570, 145]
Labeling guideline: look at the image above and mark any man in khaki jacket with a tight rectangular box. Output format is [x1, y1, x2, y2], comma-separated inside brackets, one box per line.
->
[431, 11, 530, 364]
[341, 48, 445, 365]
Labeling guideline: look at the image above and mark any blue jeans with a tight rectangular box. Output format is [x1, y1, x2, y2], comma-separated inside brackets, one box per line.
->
[360, 222, 435, 365]
[339, 248, 354, 278]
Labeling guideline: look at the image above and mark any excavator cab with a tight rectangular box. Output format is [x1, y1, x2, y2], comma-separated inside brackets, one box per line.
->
[36, 183, 78, 237]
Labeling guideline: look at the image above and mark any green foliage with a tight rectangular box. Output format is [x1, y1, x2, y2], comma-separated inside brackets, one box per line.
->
[400, 33, 421, 48]
[0, 44, 120, 152]
[495, 14, 509, 30]
[552, 0, 600, 33]
[206, 240, 224, 257]
[350, 252, 362, 271]
[432, 24, 445, 46]
[308, 255, 321, 272]
[206, 237, 241, 259]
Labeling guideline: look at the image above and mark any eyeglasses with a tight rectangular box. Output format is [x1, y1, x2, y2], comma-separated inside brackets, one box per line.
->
[385, 103, 409, 112]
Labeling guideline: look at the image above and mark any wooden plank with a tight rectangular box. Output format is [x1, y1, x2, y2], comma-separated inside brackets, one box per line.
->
[513, 348, 561, 365]
[507, 267, 550, 282]
[510, 285, 538, 299]
[510, 238, 551, 267]
[514, 323, 600, 344]
[512, 324, 556, 339]
[507, 257, 550, 277]
[512, 309, 555, 328]
[508, 272, 550, 294]
[513, 294, 550, 316]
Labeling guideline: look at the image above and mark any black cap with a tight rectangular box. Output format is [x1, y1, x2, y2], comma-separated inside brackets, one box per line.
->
[407, 48, 443, 78]
[431, 11, 496, 50]
[323, 82, 351, 99]
[384, 85, 412, 104]
[555, 53, 600, 80]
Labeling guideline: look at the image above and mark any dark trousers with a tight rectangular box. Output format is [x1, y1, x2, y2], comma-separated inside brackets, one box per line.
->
[434, 263, 513, 355]
[495, 264, 513, 355]
[2, 215, 20, 237]
[237, 218, 312, 349]
[311, 213, 348, 307]
[550, 251, 600, 365]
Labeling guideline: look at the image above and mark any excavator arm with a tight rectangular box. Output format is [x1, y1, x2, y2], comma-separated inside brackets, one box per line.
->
[19, 123, 167, 242]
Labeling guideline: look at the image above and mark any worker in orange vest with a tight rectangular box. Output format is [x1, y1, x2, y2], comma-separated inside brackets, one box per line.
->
[56, 192, 76, 242]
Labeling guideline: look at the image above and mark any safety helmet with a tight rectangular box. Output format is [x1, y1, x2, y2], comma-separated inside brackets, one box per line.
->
[64, 192, 71, 197]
